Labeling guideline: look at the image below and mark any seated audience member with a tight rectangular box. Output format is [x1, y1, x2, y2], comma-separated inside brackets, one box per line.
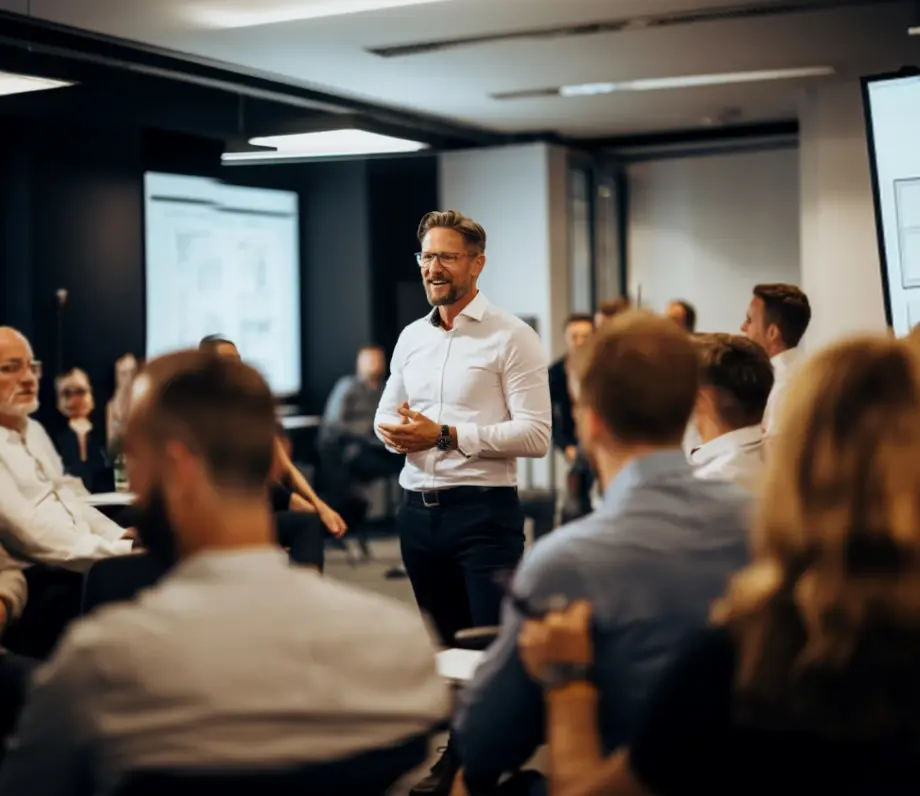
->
[549, 314, 595, 523]
[319, 344, 402, 520]
[199, 335, 347, 537]
[105, 353, 137, 454]
[0, 350, 448, 796]
[741, 283, 810, 439]
[453, 312, 751, 793]
[54, 368, 113, 494]
[665, 300, 696, 333]
[689, 334, 773, 491]
[594, 297, 631, 329]
[0, 328, 136, 571]
[517, 334, 920, 796]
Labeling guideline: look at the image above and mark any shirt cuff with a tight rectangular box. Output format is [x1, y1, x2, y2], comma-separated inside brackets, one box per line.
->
[454, 423, 481, 459]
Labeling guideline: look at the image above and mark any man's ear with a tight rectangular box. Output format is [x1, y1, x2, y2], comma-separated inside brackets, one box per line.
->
[472, 254, 486, 278]
[766, 323, 782, 347]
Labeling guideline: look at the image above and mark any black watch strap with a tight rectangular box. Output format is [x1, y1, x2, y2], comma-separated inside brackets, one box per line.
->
[537, 662, 594, 691]
[436, 424, 452, 452]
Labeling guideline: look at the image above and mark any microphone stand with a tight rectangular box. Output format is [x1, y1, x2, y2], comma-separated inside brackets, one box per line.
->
[55, 288, 68, 375]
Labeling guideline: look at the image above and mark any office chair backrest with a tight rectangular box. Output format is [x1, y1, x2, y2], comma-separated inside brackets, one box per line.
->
[113, 733, 429, 796]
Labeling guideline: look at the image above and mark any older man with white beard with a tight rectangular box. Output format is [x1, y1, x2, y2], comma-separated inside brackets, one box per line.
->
[0, 328, 136, 572]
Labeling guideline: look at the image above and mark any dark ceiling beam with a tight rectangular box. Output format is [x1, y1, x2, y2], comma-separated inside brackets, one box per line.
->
[576, 119, 799, 151]
[0, 10, 508, 147]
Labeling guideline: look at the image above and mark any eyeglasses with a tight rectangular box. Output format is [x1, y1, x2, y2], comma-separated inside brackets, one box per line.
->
[0, 360, 42, 378]
[415, 251, 470, 268]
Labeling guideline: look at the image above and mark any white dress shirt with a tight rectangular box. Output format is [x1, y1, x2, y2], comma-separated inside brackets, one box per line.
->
[762, 347, 801, 438]
[691, 424, 764, 492]
[375, 293, 552, 491]
[0, 420, 132, 572]
[0, 548, 448, 796]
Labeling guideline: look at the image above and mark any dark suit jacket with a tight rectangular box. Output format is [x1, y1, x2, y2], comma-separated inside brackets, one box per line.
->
[548, 357, 577, 453]
[55, 427, 114, 495]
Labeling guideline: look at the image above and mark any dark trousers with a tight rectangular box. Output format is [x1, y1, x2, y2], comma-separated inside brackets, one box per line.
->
[0, 653, 37, 762]
[2, 566, 83, 660]
[275, 510, 325, 571]
[398, 487, 525, 647]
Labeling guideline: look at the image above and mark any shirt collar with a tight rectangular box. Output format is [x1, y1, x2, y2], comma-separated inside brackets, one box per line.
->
[771, 347, 799, 372]
[602, 449, 691, 510]
[168, 547, 291, 582]
[690, 425, 763, 466]
[428, 292, 489, 327]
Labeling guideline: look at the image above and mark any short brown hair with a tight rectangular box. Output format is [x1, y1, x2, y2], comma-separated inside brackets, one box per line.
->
[572, 310, 699, 445]
[137, 351, 276, 492]
[695, 333, 774, 429]
[596, 297, 631, 322]
[753, 283, 811, 348]
[417, 210, 486, 254]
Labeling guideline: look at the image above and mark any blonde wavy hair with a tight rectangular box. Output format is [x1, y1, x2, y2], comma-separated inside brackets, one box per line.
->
[714, 336, 920, 737]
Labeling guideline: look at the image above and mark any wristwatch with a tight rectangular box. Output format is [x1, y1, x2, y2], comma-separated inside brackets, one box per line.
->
[436, 424, 452, 452]
[535, 662, 594, 691]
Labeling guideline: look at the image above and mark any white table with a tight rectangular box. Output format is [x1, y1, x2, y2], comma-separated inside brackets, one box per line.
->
[436, 648, 484, 686]
[83, 492, 136, 508]
[280, 415, 321, 430]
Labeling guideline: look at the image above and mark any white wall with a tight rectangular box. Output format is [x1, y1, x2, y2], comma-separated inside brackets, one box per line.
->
[627, 148, 801, 335]
[799, 81, 887, 349]
[439, 142, 569, 489]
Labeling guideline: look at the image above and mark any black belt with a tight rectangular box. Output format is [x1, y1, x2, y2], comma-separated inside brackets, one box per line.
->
[406, 486, 517, 508]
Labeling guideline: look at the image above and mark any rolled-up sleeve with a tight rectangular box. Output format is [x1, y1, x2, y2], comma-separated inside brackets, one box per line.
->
[374, 336, 409, 453]
[455, 325, 551, 460]
[0, 545, 27, 623]
[0, 466, 132, 572]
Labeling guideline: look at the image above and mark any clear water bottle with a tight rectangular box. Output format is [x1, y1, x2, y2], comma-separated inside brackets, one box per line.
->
[113, 453, 129, 493]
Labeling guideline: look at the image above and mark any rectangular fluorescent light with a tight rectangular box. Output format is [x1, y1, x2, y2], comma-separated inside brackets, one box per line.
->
[910, 26, 920, 35]
[190, 0, 452, 28]
[559, 66, 835, 97]
[0, 71, 74, 97]
[222, 130, 428, 163]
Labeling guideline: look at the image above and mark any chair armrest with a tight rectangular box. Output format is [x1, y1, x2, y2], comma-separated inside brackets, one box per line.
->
[453, 626, 501, 650]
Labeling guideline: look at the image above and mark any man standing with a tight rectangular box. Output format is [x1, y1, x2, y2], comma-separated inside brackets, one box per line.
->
[549, 314, 594, 522]
[690, 333, 774, 491]
[666, 299, 697, 332]
[375, 210, 551, 795]
[741, 283, 811, 439]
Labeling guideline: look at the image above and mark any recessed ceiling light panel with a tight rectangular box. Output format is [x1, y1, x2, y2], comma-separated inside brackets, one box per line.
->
[222, 129, 428, 162]
[188, 0, 452, 28]
[0, 71, 74, 97]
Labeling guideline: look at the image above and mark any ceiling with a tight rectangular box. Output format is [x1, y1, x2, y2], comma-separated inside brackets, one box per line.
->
[1, 0, 918, 139]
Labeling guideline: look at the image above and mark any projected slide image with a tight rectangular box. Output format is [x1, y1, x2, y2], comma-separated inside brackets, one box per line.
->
[895, 179, 920, 288]
[144, 172, 302, 395]
[865, 74, 920, 336]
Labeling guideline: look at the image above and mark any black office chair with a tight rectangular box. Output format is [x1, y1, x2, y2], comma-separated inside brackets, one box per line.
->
[113, 732, 430, 796]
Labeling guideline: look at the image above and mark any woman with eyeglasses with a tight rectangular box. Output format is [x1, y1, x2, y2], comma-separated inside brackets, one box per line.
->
[54, 368, 112, 494]
[516, 335, 920, 796]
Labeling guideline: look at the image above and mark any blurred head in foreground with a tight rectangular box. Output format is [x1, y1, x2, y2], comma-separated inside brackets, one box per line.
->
[125, 351, 276, 568]
[569, 310, 698, 487]
[715, 336, 920, 736]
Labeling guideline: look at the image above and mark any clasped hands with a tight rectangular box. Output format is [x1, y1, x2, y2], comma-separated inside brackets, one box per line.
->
[518, 600, 594, 681]
[377, 401, 441, 454]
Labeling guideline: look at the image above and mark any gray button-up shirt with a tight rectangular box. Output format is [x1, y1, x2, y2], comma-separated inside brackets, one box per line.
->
[0, 548, 448, 796]
[454, 450, 751, 783]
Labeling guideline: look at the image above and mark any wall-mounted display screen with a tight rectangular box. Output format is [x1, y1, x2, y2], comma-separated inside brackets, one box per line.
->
[864, 72, 920, 337]
[144, 172, 301, 395]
